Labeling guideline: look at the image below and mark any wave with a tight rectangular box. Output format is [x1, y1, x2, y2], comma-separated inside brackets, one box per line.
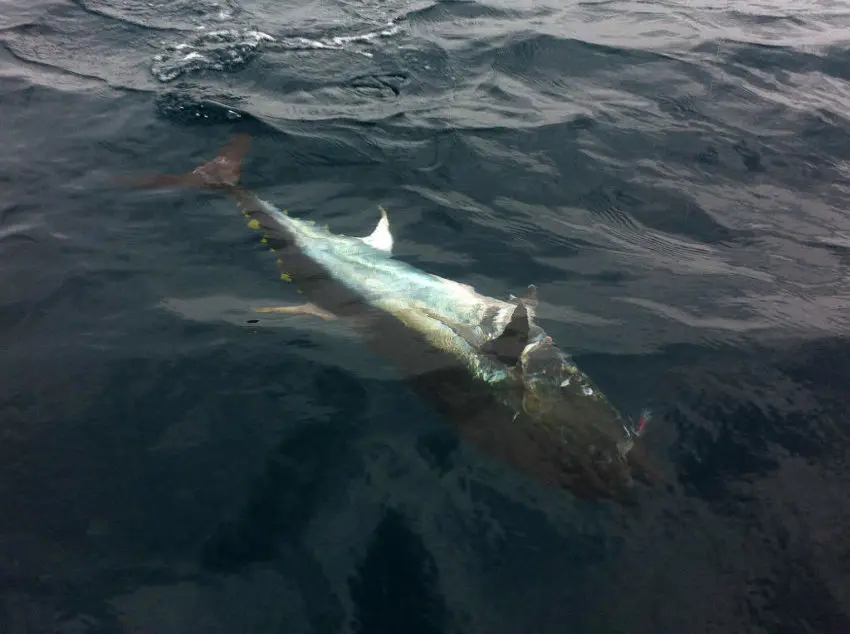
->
[151, 29, 274, 82]
[150, 21, 403, 82]
[71, 0, 240, 31]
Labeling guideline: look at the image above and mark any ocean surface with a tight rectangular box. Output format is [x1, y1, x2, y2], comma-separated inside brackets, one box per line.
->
[2, 0, 850, 632]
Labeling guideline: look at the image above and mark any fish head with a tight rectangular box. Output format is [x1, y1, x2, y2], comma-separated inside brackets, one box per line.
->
[480, 288, 659, 502]
[518, 334, 607, 417]
[518, 333, 575, 409]
[510, 332, 659, 502]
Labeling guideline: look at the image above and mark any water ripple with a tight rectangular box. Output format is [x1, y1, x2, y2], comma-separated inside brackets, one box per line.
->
[3, 1, 850, 629]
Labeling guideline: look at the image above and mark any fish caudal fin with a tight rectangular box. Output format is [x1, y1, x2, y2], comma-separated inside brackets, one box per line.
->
[125, 134, 251, 190]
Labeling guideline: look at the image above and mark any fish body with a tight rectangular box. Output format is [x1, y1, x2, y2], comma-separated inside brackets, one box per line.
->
[251, 197, 518, 384]
[135, 134, 659, 504]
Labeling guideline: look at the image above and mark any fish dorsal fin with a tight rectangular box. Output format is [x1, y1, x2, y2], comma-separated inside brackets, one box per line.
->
[481, 293, 533, 366]
[359, 205, 393, 254]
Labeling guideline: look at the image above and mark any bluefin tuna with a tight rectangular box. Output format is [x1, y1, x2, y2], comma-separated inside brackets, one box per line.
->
[133, 134, 660, 504]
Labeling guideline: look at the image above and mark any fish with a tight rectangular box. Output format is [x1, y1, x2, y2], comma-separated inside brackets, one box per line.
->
[131, 134, 660, 504]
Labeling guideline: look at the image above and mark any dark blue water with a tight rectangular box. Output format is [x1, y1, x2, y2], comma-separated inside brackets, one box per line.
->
[3, 0, 850, 632]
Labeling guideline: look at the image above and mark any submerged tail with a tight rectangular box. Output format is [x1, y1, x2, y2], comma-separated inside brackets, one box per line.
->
[126, 133, 250, 190]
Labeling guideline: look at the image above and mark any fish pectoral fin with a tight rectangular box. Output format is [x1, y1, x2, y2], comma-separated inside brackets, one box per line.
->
[508, 285, 539, 309]
[480, 301, 531, 366]
[359, 205, 393, 254]
[521, 284, 538, 307]
[252, 303, 337, 321]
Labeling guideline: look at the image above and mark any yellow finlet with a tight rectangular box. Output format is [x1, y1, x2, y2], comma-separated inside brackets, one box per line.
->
[280, 272, 292, 281]
[247, 218, 260, 230]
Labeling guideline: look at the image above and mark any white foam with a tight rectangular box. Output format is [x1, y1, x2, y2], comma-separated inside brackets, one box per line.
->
[151, 17, 403, 82]
[151, 28, 276, 82]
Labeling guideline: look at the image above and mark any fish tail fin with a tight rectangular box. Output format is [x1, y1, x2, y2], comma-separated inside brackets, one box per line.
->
[122, 133, 251, 190]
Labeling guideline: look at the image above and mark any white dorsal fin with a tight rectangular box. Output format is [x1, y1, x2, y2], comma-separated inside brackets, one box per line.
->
[360, 205, 393, 254]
